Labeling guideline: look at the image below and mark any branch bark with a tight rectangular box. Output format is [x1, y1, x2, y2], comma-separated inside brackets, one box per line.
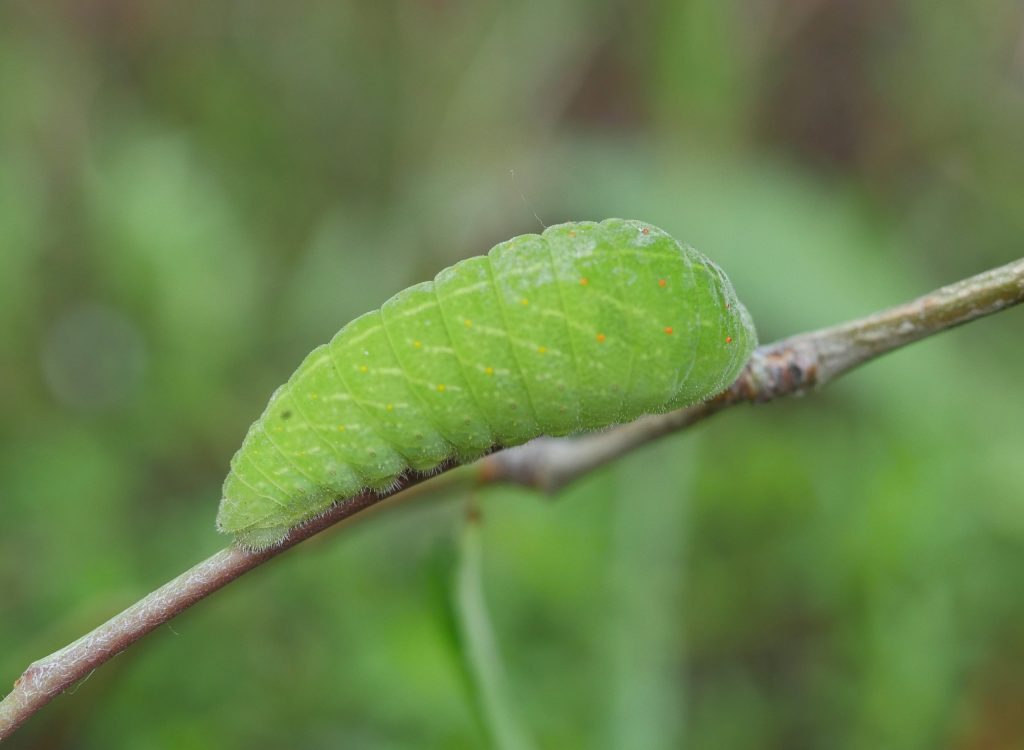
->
[2, 257, 1022, 742]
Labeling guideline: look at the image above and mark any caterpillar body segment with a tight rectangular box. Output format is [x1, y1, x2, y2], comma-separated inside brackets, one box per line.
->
[218, 218, 757, 549]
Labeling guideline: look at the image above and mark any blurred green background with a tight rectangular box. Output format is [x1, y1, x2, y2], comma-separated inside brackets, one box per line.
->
[2, 1, 1023, 748]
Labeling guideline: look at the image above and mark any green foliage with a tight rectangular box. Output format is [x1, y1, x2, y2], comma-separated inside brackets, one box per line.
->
[1, 1, 1022, 748]
[450, 507, 538, 750]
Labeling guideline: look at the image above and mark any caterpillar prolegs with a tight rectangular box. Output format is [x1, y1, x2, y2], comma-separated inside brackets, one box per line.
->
[217, 219, 757, 549]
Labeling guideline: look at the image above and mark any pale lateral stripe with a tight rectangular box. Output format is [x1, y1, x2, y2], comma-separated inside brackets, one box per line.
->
[390, 297, 439, 321]
[228, 464, 288, 510]
[424, 382, 464, 392]
[305, 353, 332, 372]
[585, 289, 657, 323]
[258, 420, 322, 486]
[535, 305, 646, 340]
[409, 375, 466, 393]
[465, 319, 566, 357]
[473, 365, 513, 376]
[238, 445, 294, 506]
[456, 289, 660, 337]
[443, 258, 559, 304]
[337, 323, 385, 350]
[510, 340, 565, 358]
[444, 279, 490, 298]
[311, 422, 364, 432]
[355, 399, 414, 411]
[282, 385, 355, 469]
[320, 392, 352, 402]
[348, 373, 467, 393]
[466, 323, 508, 338]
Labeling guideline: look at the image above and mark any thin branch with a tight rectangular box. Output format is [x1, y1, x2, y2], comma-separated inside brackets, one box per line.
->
[2, 257, 1022, 742]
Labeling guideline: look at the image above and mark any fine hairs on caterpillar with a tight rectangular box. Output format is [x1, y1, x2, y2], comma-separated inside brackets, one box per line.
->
[217, 219, 757, 549]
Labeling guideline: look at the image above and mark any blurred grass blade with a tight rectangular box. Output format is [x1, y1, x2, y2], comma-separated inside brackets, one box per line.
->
[453, 505, 538, 750]
[605, 435, 694, 749]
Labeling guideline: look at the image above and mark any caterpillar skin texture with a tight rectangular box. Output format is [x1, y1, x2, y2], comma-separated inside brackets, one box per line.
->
[218, 219, 757, 549]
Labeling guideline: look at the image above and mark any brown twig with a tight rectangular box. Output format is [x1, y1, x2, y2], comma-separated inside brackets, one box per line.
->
[1, 257, 1022, 742]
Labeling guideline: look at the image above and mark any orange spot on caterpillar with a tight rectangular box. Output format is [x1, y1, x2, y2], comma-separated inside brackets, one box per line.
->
[538, 346, 547, 354]
[726, 336, 733, 344]
[437, 384, 446, 392]
[484, 367, 494, 375]
[568, 230, 577, 238]
[664, 327, 673, 335]
[520, 298, 529, 305]
[641, 227, 650, 235]
[596, 333, 606, 343]
[658, 279, 667, 288]
[579, 278, 589, 286]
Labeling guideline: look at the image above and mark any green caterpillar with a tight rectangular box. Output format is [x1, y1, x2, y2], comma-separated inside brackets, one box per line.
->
[217, 219, 756, 549]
